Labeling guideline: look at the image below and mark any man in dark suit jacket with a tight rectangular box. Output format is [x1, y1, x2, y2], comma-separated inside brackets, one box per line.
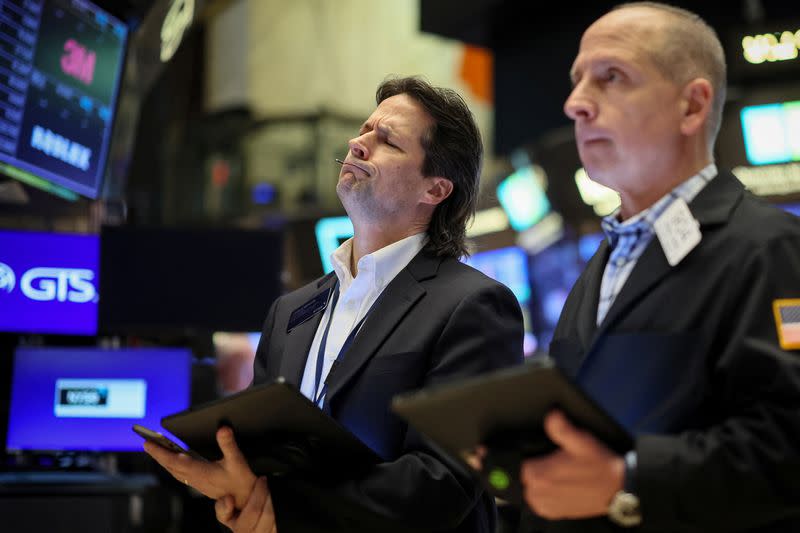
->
[511, 3, 800, 532]
[145, 76, 524, 532]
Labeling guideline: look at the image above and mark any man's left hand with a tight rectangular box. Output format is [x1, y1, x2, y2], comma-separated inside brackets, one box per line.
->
[520, 410, 624, 520]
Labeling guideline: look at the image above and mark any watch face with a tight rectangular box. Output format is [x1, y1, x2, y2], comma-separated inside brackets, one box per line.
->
[608, 491, 642, 527]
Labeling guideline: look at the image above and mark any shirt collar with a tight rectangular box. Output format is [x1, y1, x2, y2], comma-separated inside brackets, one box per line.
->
[330, 232, 427, 293]
[601, 163, 718, 246]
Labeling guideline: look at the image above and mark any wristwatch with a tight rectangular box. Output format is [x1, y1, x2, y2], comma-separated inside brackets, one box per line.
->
[608, 490, 642, 527]
[608, 450, 642, 527]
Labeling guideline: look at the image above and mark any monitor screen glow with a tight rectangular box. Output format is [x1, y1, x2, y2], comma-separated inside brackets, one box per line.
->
[740, 101, 800, 166]
[0, 0, 129, 199]
[464, 246, 531, 304]
[6, 346, 191, 452]
[0, 229, 99, 335]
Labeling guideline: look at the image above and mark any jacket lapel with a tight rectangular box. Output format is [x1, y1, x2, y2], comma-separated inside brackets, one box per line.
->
[591, 234, 672, 341]
[278, 273, 337, 386]
[575, 240, 609, 349]
[324, 252, 439, 403]
[580, 170, 744, 372]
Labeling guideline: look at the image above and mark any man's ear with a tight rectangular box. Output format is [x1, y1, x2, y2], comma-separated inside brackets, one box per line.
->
[421, 177, 454, 206]
[680, 78, 713, 137]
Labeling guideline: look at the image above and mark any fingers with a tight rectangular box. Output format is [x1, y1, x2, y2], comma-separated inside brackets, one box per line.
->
[222, 477, 276, 533]
[215, 494, 236, 528]
[144, 440, 203, 481]
[543, 410, 605, 458]
[144, 440, 226, 500]
[461, 445, 487, 471]
[235, 476, 270, 532]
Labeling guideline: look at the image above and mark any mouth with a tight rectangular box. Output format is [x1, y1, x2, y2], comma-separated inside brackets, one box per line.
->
[335, 158, 370, 176]
[575, 129, 609, 147]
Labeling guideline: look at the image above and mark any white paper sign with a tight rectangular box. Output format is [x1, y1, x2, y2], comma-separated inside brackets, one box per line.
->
[653, 198, 701, 266]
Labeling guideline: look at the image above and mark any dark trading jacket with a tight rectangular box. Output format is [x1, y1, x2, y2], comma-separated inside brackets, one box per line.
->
[526, 170, 800, 533]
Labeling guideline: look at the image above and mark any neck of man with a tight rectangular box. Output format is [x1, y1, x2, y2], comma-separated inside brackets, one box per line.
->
[349, 221, 428, 276]
[618, 143, 713, 220]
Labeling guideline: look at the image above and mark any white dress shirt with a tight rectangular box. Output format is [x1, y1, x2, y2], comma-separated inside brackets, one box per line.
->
[299, 232, 427, 406]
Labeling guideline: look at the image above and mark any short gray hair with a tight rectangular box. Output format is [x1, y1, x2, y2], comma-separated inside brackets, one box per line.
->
[612, 2, 727, 148]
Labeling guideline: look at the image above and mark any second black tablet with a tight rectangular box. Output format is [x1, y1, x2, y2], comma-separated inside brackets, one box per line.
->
[391, 358, 633, 503]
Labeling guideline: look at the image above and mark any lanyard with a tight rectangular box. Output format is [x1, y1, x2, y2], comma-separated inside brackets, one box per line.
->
[312, 283, 371, 407]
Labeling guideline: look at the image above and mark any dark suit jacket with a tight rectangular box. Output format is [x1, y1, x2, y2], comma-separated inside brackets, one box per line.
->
[528, 170, 800, 532]
[252, 249, 524, 533]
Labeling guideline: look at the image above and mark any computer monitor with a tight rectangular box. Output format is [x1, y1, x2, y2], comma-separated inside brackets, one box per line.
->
[496, 165, 551, 232]
[98, 225, 283, 333]
[0, 229, 99, 335]
[6, 345, 191, 453]
[315, 216, 354, 273]
[0, 0, 129, 199]
[740, 100, 800, 166]
[528, 239, 585, 351]
[464, 246, 531, 305]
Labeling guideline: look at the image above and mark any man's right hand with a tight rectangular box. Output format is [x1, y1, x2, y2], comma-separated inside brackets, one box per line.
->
[144, 426, 257, 509]
[215, 476, 277, 533]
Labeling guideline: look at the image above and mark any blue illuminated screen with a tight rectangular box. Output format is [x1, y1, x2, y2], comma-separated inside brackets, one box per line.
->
[0, 229, 98, 335]
[740, 101, 800, 166]
[496, 165, 550, 231]
[6, 346, 191, 452]
[465, 246, 530, 304]
[315, 216, 354, 273]
[779, 203, 800, 217]
[578, 232, 605, 263]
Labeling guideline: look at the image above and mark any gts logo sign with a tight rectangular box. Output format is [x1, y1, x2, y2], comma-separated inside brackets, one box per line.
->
[0, 263, 97, 303]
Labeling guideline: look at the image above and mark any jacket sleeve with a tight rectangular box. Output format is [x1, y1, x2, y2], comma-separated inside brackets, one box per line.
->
[274, 283, 525, 532]
[251, 295, 281, 386]
[636, 234, 800, 532]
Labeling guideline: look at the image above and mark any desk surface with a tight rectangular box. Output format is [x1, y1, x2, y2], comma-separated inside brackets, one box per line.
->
[0, 472, 158, 494]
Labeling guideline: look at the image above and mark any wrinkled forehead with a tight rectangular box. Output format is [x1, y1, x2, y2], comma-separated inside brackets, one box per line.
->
[572, 8, 666, 73]
[366, 94, 432, 141]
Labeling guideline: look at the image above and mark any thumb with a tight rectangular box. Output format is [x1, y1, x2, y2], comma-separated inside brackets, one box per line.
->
[215, 494, 236, 526]
[544, 410, 604, 458]
[216, 426, 251, 472]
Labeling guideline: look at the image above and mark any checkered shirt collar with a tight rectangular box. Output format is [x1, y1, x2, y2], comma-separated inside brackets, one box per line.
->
[600, 164, 718, 249]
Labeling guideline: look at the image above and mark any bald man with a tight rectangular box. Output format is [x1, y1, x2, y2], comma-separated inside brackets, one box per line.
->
[516, 2, 800, 532]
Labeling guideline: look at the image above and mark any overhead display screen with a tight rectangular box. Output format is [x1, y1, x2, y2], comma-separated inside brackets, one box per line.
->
[0, 0, 128, 198]
[740, 100, 800, 166]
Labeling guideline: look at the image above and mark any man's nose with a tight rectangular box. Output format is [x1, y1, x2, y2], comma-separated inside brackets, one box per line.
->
[348, 137, 369, 160]
[564, 85, 597, 121]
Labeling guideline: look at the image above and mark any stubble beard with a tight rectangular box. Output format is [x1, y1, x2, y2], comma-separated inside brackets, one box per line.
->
[337, 178, 408, 227]
[338, 179, 382, 224]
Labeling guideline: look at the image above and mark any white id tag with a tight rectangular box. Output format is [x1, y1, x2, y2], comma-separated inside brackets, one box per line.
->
[653, 198, 701, 266]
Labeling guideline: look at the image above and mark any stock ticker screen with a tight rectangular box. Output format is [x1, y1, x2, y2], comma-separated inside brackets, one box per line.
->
[0, 0, 127, 198]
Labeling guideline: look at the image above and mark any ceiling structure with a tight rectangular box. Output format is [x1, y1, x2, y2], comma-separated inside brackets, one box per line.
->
[421, 0, 800, 154]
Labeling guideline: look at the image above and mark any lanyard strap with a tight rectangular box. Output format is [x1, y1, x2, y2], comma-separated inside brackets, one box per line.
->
[312, 284, 372, 407]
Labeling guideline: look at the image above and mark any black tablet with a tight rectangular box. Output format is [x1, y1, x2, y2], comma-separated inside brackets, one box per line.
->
[160, 378, 381, 476]
[391, 358, 633, 504]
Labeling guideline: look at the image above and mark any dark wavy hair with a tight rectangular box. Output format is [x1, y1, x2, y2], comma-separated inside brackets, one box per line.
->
[376, 76, 482, 259]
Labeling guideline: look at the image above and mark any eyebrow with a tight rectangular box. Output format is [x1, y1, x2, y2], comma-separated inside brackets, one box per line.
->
[359, 121, 399, 141]
[569, 57, 621, 84]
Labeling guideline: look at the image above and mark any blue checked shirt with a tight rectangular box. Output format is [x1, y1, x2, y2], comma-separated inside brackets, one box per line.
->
[596, 164, 717, 326]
